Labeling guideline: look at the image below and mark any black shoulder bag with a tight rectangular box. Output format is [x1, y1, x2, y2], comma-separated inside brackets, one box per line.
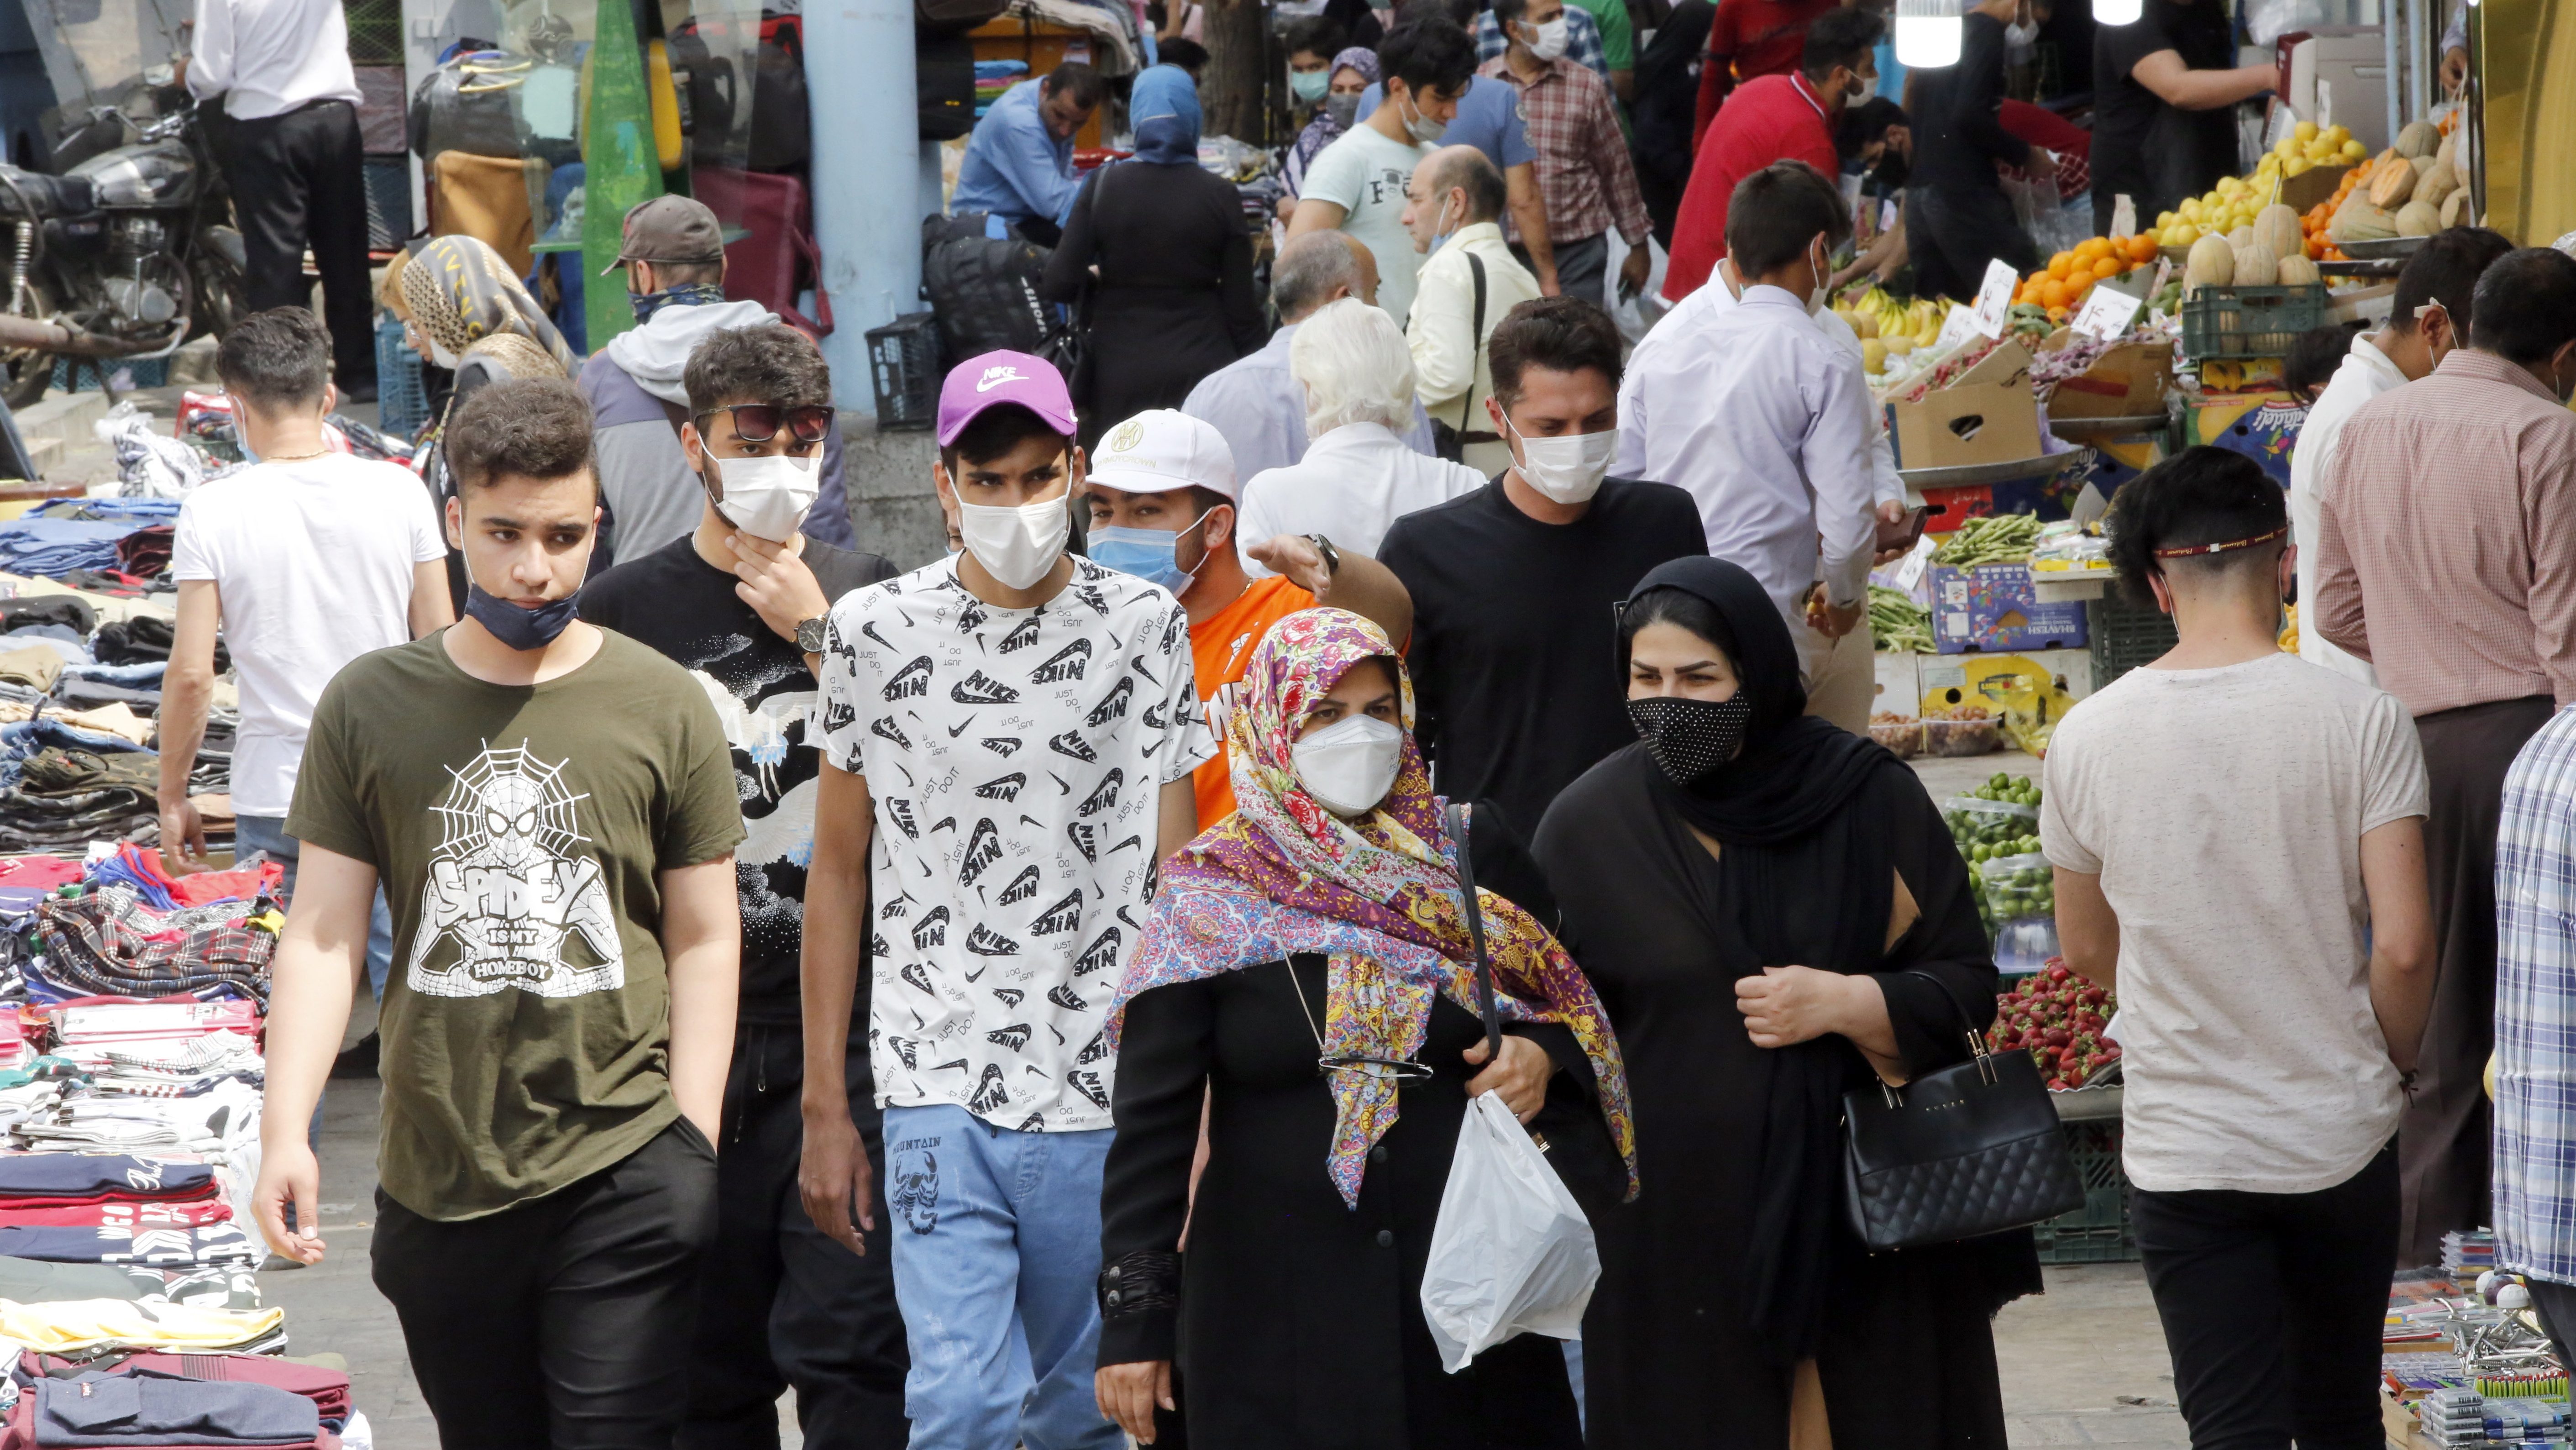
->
[1841, 970, 2083, 1251]
[1444, 801, 1502, 1061]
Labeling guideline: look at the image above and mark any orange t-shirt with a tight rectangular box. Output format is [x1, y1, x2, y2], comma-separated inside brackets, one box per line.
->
[1189, 575, 1316, 827]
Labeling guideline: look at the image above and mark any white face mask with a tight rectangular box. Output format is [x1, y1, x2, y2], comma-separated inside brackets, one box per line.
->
[956, 493, 1070, 589]
[1507, 418, 1616, 504]
[1291, 713, 1405, 817]
[1524, 15, 1571, 59]
[1842, 68, 1877, 105]
[1805, 239, 1831, 315]
[709, 450, 821, 542]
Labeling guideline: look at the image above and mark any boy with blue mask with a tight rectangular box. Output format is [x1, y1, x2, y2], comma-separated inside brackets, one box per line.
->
[1083, 408, 1416, 828]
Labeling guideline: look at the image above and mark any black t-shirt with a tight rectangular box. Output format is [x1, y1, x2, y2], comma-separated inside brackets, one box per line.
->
[2093, 0, 2241, 222]
[1910, 13, 2024, 193]
[1378, 476, 1707, 840]
[582, 531, 897, 1027]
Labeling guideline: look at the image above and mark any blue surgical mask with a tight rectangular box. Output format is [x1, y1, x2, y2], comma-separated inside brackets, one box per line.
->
[464, 583, 584, 651]
[1290, 68, 1331, 103]
[1087, 514, 1212, 595]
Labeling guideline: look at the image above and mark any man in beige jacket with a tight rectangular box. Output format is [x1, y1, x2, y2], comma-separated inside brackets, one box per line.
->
[1401, 145, 1542, 474]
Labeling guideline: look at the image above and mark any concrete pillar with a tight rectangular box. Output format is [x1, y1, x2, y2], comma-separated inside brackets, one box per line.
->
[806, 0, 923, 411]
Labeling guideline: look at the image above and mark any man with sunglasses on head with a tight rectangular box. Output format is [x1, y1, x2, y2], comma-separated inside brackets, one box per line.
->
[580, 196, 858, 569]
[581, 324, 904, 1446]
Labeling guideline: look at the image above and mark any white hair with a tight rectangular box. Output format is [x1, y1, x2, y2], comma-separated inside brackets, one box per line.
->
[1290, 297, 1418, 438]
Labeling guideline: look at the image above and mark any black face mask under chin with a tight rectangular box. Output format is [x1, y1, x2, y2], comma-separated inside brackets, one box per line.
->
[465, 583, 583, 651]
[1627, 693, 1756, 787]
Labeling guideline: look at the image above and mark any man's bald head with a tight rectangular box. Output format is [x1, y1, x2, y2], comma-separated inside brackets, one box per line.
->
[1402, 145, 1505, 254]
[1337, 233, 1382, 308]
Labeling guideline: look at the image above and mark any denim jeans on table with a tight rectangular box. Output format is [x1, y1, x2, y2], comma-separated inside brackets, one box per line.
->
[232, 814, 391, 998]
[882, 1103, 1121, 1450]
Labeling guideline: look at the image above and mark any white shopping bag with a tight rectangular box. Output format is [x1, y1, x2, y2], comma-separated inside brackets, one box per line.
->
[1418, 1090, 1601, 1373]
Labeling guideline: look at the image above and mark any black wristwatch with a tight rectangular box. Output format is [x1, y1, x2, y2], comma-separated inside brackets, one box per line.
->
[1306, 533, 1341, 579]
[794, 616, 830, 653]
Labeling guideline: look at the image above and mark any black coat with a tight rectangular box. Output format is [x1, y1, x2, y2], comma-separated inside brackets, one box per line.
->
[1099, 952, 1624, 1450]
[1039, 159, 1264, 445]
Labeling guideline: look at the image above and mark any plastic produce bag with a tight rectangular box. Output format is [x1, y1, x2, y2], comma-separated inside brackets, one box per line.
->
[1601, 230, 1671, 344]
[1419, 1090, 1600, 1373]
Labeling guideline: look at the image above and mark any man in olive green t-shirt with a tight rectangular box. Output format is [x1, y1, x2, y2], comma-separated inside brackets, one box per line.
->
[249, 377, 745, 1448]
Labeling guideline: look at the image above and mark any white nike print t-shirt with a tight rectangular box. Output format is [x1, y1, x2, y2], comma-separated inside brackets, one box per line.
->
[816, 553, 1216, 1131]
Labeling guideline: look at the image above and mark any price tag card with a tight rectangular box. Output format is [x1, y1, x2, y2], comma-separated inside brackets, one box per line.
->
[1935, 303, 1981, 352]
[1968, 258, 2019, 339]
[2071, 283, 2144, 341]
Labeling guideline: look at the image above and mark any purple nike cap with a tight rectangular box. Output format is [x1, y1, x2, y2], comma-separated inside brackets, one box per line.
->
[937, 350, 1078, 447]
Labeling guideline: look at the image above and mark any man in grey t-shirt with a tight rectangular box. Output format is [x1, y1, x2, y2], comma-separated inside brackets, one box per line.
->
[2041, 447, 2434, 1448]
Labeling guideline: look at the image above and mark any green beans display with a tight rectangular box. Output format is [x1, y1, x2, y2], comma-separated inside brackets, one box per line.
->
[1932, 513, 2044, 567]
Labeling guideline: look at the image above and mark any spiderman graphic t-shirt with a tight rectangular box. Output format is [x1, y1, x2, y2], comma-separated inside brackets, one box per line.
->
[288, 629, 743, 1219]
[816, 554, 1214, 1132]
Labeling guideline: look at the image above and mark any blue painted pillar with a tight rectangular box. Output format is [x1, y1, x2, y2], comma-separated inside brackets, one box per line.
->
[807, 0, 923, 410]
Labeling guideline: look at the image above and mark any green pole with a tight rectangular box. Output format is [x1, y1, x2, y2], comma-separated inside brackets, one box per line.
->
[582, 0, 661, 352]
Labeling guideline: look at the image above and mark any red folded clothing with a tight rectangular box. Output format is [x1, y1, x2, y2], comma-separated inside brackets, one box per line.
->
[0, 1198, 230, 1228]
[0, 858, 79, 890]
[0, 1182, 220, 1210]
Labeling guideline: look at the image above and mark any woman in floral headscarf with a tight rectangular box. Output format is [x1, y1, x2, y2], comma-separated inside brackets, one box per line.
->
[1282, 45, 1381, 209]
[1092, 608, 1634, 1450]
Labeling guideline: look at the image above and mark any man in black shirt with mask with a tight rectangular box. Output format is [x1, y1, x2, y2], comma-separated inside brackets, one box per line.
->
[1380, 295, 1705, 841]
[582, 323, 908, 1449]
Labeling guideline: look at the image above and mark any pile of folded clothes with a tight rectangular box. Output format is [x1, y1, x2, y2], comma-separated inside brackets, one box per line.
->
[0, 504, 178, 590]
[1, 1343, 355, 1448]
[29, 887, 278, 1008]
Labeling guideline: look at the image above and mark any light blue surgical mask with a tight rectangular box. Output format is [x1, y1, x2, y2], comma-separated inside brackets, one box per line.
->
[1088, 512, 1213, 594]
[1291, 68, 1332, 103]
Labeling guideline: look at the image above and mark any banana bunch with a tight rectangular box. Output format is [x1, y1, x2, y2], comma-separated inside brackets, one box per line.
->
[1836, 289, 1952, 376]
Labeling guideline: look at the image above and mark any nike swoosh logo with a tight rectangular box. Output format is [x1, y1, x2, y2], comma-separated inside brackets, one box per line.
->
[976, 370, 1023, 393]
[949, 720, 972, 737]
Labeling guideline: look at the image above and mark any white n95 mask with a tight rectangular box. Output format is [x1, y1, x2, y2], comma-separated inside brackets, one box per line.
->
[1291, 714, 1405, 817]
[1509, 420, 1616, 504]
[710, 451, 821, 542]
[958, 495, 1070, 589]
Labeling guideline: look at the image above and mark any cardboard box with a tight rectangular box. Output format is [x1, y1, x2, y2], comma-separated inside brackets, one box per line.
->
[2046, 341, 2172, 422]
[2190, 392, 2310, 489]
[1889, 342, 2046, 470]
[1921, 646, 2094, 702]
[1931, 562, 2089, 654]
[2278, 162, 2353, 213]
[1872, 652, 1920, 718]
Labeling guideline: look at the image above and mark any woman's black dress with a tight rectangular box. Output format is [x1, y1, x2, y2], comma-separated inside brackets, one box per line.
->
[1039, 160, 1264, 445]
[1100, 952, 1625, 1450]
[1532, 746, 2041, 1450]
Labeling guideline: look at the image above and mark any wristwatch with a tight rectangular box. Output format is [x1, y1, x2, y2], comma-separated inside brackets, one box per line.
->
[1306, 533, 1342, 579]
[794, 616, 830, 653]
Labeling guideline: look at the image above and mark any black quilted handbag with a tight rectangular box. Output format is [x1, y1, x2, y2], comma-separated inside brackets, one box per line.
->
[1841, 971, 2084, 1251]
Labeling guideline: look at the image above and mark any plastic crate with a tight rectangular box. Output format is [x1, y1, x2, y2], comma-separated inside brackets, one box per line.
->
[2088, 592, 2177, 689]
[866, 312, 940, 432]
[2033, 1119, 2137, 1264]
[373, 317, 431, 442]
[2179, 283, 2329, 361]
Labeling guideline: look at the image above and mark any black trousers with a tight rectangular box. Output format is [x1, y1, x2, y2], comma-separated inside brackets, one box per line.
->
[1904, 183, 2042, 305]
[679, 1024, 908, 1450]
[216, 98, 376, 388]
[373, 1118, 720, 1450]
[2134, 1142, 2399, 1450]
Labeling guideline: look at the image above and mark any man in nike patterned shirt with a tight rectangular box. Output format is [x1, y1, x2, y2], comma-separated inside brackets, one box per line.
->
[802, 352, 1212, 1450]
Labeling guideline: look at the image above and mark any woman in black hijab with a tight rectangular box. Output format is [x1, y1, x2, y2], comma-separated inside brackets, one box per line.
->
[1532, 557, 2038, 1449]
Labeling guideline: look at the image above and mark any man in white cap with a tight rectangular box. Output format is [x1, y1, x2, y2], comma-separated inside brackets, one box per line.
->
[579, 195, 857, 567]
[1083, 408, 1415, 828]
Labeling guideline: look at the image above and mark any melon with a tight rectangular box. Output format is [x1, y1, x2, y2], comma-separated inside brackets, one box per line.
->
[2233, 242, 2278, 286]
[2395, 120, 2442, 158]
[2329, 202, 2398, 244]
[2228, 223, 2256, 250]
[2415, 160, 2458, 210]
[2185, 232, 2236, 291]
[2252, 203, 2304, 261]
[2276, 255, 2322, 286]
[2396, 199, 2442, 236]
[2441, 189, 2471, 228]
[2369, 162, 2417, 209]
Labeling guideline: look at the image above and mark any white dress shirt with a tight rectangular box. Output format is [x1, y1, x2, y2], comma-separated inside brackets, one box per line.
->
[1181, 323, 1438, 482]
[1612, 283, 1879, 620]
[1408, 221, 1543, 474]
[188, 0, 362, 119]
[2288, 332, 2408, 686]
[1236, 421, 1489, 571]
[1617, 266, 1903, 509]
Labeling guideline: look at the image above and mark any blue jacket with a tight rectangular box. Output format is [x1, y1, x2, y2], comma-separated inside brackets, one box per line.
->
[952, 79, 1082, 227]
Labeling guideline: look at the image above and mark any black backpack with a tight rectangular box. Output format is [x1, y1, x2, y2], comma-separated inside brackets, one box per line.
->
[920, 214, 1053, 370]
[406, 47, 527, 161]
[748, 13, 811, 171]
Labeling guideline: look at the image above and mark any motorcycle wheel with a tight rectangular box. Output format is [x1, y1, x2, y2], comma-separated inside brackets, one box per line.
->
[2, 267, 60, 408]
[188, 246, 249, 342]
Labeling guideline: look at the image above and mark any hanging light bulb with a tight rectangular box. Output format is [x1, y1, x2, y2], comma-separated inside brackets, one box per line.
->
[1895, 0, 1963, 66]
[2095, 0, 2142, 26]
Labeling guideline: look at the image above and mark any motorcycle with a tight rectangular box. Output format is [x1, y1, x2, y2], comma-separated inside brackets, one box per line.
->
[0, 77, 252, 408]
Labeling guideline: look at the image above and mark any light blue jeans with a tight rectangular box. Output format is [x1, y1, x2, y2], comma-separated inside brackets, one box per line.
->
[882, 1103, 1121, 1450]
[233, 814, 392, 998]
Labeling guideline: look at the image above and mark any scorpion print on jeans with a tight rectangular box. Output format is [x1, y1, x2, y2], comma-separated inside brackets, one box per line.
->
[815, 554, 1214, 1132]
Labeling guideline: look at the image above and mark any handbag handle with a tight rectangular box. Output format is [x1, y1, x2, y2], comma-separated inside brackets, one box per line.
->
[1877, 969, 2000, 1106]
[1444, 802, 1502, 1063]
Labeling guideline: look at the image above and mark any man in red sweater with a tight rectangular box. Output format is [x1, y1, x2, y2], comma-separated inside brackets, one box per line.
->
[1696, 0, 1844, 141]
[1665, 6, 1881, 303]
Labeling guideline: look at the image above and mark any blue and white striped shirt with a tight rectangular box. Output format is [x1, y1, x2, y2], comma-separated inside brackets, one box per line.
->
[2494, 704, 2576, 1284]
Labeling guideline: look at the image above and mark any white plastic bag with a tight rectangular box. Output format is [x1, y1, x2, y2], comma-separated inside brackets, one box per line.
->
[1600, 230, 1670, 344]
[1418, 1090, 1600, 1373]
